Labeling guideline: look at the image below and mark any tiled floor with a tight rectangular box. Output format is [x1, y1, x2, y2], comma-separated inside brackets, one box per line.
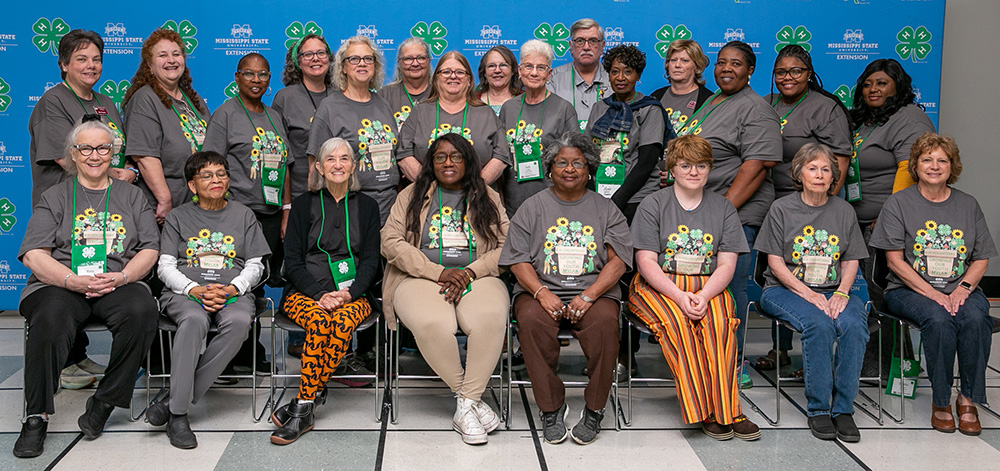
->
[2, 309, 999, 471]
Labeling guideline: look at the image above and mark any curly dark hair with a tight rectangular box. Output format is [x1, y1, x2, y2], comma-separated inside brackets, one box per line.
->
[602, 44, 646, 77]
[404, 133, 502, 248]
[280, 34, 333, 87]
[474, 45, 522, 97]
[122, 29, 207, 114]
[771, 45, 853, 130]
[850, 59, 920, 128]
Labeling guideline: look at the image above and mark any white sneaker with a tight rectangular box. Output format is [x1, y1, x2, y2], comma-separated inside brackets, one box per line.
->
[76, 357, 107, 375]
[470, 399, 500, 433]
[453, 397, 487, 445]
[60, 365, 96, 390]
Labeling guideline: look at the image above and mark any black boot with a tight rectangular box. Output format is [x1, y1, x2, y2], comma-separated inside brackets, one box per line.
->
[271, 388, 326, 428]
[270, 400, 315, 445]
[166, 414, 197, 449]
[78, 396, 115, 439]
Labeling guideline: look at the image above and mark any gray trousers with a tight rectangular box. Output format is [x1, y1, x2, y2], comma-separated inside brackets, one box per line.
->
[160, 292, 253, 415]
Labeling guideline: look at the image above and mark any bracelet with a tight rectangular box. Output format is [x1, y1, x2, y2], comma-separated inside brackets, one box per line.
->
[578, 293, 595, 303]
[281, 204, 292, 210]
[121, 272, 129, 285]
[464, 268, 476, 281]
[63, 273, 73, 288]
[833, 291, 850, 299]
[533, 285, 549, 299]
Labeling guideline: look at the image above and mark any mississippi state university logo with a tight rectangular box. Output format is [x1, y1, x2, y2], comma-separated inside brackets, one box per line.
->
[463, 25, 514, 57]
[601, 27, 637, 49]
[708, 29, 759, 51]
[101, 23, 143, 55]
[215, 23, 270, 56]
[411, 21, 448, 56]
[827, 29, 879, 61]
[0, 31, 14, 52]
[356, 24, 394, 48]
[0, 138, 25, 174]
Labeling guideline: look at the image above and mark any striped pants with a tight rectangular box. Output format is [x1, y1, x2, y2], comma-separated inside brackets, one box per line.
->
[283, 292, 371, 401]
[628, 273, 742, 425]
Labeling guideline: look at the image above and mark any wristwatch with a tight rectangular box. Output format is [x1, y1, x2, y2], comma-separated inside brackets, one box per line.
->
[959, 280, 973, 291]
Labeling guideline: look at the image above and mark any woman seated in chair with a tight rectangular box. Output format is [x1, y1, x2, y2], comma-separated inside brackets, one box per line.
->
[500, 131, 632, 446]
[16, 119, 159, 458]
[269, 137, 381, 445]
[755, 143, 869, 443]
[871, 132, 996, 436]
[627, 135, 758, 441]
[147, 151, 270, 449]
[381, 133, 509, 445]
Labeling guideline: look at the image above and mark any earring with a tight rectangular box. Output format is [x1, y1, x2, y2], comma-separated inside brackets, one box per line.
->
[588, 174, 592, 181]
[224, 191, 231, 199]
[265, 86, 272, 96]
[192, 194, 199, 203]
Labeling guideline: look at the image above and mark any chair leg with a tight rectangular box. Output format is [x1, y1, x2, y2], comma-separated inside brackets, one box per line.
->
[625, 317, 634, 427]
[374, 317, 382, 423]
[391, 326, 399, 424]
[505, 318, 513, 430]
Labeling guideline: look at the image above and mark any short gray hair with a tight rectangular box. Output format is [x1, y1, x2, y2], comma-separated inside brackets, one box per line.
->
[64, 120, 115, 176]
[570, 18, 604, 41]
[332, 36, 386, 92]
[308, 137, 361, 192]
[519, 39, 554, 64]
[542, 131, 600, 177]
[388, 37, 432, 86]
[790, 143, 841, 195]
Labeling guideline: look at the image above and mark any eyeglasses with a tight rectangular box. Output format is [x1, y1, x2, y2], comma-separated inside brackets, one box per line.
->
[238, 70, 271, 80]
[437, 69, 468, 78]
[401, 55, 429, 65]
[520, 64, 550, 73]
[485, 63, 510, 72]
[432, 152, 465, 164]
[553, 160, 587, 169]
[344, 55, 375, 65]
[773, 67, 809, 79]
[572, 38, 603, 47]
[196, 170, 229, 180]
[298, 50, 329, 61]
[676, 162, 710, 172]
[73, 144, 113, 156]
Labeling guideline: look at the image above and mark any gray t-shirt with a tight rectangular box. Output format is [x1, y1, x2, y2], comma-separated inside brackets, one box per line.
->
[396, 102, 510, 170]
[29, 84, 127, 207]
[870, 186, 997, 294]
[159, 200, 270, 290]
[658, 87, 700, 135]
[419, 187, 478, 268]
[202, 98, 292, 215]
[631, 187, 748, 275]
[850, 104, 935, 224]
[381, 81, 431, 131]
[18, 179, 159, 302]
[585, 92, 666, 205]
[124, 85, 210, 208]
[272, 83, 332, 199]
[499, 189, 633, 303]
[498, 93, 578, 217]
[307, 91, 399, 223]
[547, 63, 610, 130]
[764, 91, 852, 199]
[755, 193, 867, 291]
[689, 86, 782, 227]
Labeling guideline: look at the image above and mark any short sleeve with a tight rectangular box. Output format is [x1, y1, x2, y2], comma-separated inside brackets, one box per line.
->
[869, 195, 906, 250]
[629, 195, 661, 252]
[753, 207, 785, 256]
[718, 200, 750, 254]
[603, 202, 634, 270]
[124, 91, 166, 159]
[738, 102, 782, 163]
[636, 105, 666, 148]
[487, 111, 511, 165]
[498, 199, 536, 267]
[201, 105, 230, 155]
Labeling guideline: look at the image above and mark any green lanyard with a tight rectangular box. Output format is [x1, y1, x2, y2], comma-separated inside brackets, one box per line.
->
[845, 124, 878, 202]
[677, 91, 730, 136]
[515, 93, 547, 141]
[771, 90, 808, 133]
[237, 95, 282, 139]
[317, 189, 357, 290]
[170, 92, 206, 152]
[64, 81, 127, 167]
[317, 190, 353, 261]
[435, 101, 468, 135]
[70, 178, 111, 275]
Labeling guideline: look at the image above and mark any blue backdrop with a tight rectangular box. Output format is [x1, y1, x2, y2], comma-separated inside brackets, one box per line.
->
[0, 0, 945, 309]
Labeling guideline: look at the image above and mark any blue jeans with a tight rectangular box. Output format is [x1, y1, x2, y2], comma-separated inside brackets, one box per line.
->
[731, 225, 757, 357]
[885, 288, 991, 408]
[760, 287, 869, 416]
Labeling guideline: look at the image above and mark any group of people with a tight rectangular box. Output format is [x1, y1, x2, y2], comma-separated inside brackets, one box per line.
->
[15, 17, 994, 458]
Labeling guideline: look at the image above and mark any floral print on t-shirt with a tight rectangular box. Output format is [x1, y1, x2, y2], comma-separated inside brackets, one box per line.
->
[543, 217, 597, 276]
[913, 220, 967, 278]
[791, 225, 841, 285]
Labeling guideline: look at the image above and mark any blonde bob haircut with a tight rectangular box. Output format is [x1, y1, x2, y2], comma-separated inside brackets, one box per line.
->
[908, 131, 962, 185]
[308, 137, 361, 192]
[665, 135, 713, 170]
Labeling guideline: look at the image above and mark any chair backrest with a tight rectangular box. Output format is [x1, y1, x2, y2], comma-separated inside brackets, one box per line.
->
[871, 249, 890, 291]
[752, 251, 767, 288]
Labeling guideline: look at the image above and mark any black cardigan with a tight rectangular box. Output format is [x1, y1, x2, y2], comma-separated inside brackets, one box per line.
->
[650, 83, 714, 113]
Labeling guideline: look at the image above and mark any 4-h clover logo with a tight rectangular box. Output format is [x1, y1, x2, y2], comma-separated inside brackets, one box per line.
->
[410, 21, 448, 56]
[0, 77, 10, 113]
[32, 17, 70, 55]
[521, 144, 532, 155]
[901, 359, 912, 372]
[834, 85, 856, 110]
[99, 80, 130, 113]
[224, 81, 239, 98]
[267, 170, 279, 182]
[534, 22, 570, 58]
[0, 198, 15, 233]
[285, 21, 323, 50]
[775, 25, 812, 53]
[896, 26, 932, 62]
[654, 24, 692, 59]
[161, 20, 198, 54]
[338, 261, 349, 274]
[82, 246, 96, 259]
[604, 166, 617, 177]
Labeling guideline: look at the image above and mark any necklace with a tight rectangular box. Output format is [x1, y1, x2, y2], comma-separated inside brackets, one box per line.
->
[82, 180, 110, 210]
[678, 195, 702, 212]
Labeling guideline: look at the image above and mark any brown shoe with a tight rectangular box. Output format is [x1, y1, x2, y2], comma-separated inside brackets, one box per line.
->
[731, 414, 760, 441]
[701, 418, 734, 440]
[956, 399, 981, 436]
[931, 404, 955, 433]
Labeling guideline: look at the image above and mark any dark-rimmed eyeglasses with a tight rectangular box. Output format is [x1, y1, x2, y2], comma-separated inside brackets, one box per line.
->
[571, 38, 603, 47]
[298, 50, 329, 61]
[196, 170, 229, 181]
[401, 55, 429, 65]
[432, 152, 465, 164]
[344, 55, 375, 65]
[73, 144, 113, 156]
[773, 67, 808, 79]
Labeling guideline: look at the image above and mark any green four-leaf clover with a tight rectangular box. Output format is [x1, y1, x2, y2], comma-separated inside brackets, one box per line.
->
[99, 80, 130, 113]
[534, 22, 571, 57]
[654, 24, 692, 58]
[0, 77, 10, 113]
[162, 20, 198, 54]
[224, 81, 239, 98]
[32, 17, 70, 56]
[834, 85, 856, 110]
[285, 21, 324, 50]
[0, 198, 16, 233]
[775, 25, 812, 53]
[411, 21, 448, 56]
[896, 26, 932, 62]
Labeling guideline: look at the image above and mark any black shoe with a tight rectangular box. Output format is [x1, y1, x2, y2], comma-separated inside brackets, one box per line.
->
[256, 358, 272, 376]
[270, 400, 315, 445]
[539, 403, 569, 444]
[272, 390, 326, 428]
[166, 414, 198, 449]
[570, 408, 604, 445]
[808, 415, 837, 440]
[287, 343, 304, 359]
[510, 349, 526, 372]
[78, 396, 115, 439]
[146, 398, 169, 427]
[13, 416, 47, 458]
[833, 414, 861, 443]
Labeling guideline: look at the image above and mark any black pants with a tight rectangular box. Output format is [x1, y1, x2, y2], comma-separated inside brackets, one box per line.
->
[21, 284, 157, 415]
